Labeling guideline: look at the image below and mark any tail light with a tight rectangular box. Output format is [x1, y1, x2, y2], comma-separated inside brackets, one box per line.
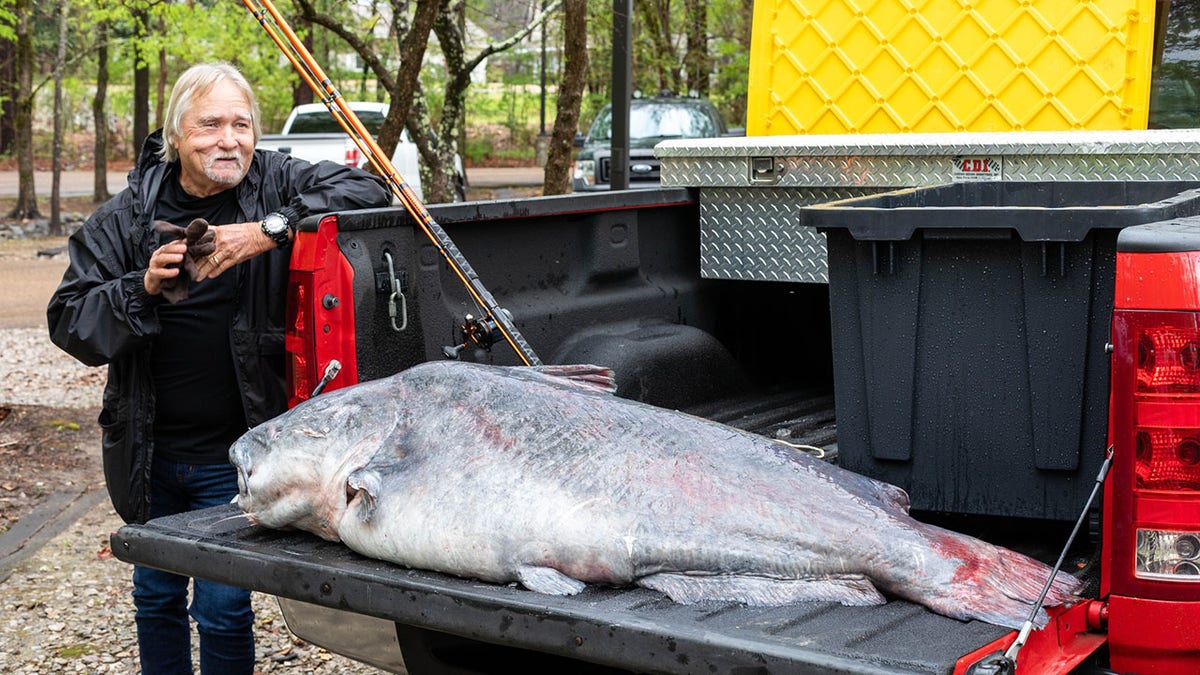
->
[284, 214, 359, 408]
[1111, 308, 1200, 592]
[344, 145, 362, 167]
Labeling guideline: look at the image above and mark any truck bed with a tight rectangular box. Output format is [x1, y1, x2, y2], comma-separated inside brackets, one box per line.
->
[112, 390, 1012, 674]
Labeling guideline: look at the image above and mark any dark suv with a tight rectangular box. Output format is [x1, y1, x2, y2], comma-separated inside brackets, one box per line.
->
[571, 95, 740, 191]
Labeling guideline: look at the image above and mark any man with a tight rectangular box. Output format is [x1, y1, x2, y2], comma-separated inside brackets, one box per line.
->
[47, 63, 389, 674]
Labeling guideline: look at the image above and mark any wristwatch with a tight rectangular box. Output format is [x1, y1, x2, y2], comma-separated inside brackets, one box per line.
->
[260, 212, 291, 248]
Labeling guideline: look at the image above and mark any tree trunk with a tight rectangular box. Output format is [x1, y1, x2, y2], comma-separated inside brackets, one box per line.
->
[0, 39, 15, 156]
[684, 0, 708, 96]
[292, 12, 314, 108]
[636, 0, 680, 94]
[9, 0, 39, 220]
[429, 0, 466, 204]
[378, 0, 437, 165]
[132, 8, 151, 157]
[543, 0, 587, 195]
[156, 46, 168, 129]
[94, 21, 111, 203]
[50, 0, 69, 236]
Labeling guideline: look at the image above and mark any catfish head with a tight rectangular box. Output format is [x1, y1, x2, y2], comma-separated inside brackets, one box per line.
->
[230, 382, 401, 541]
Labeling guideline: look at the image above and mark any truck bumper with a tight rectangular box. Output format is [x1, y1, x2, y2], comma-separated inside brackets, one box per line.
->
[1107, 595, 1200, 674]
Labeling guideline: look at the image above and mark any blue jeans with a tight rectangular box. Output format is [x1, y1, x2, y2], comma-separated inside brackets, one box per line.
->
[132, 458, 254, 674]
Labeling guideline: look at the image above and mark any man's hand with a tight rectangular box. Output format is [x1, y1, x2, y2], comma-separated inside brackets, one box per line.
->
[192, 221, 277, 281]
[144, 240, 188, 296]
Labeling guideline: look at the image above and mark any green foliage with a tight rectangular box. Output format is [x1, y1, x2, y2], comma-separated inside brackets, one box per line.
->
[0, 0, 16, 42]
[12, 0, 754, 166]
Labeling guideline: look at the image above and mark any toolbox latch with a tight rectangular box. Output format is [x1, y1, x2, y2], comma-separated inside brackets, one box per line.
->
[749, 156, 785, 185]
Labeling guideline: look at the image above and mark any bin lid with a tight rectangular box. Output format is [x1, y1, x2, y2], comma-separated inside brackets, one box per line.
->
[801, 181, 1200, 241]
[1119, 217, 1200, 253]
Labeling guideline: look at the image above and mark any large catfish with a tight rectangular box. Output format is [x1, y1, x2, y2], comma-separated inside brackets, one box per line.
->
[231, 361, 1080, 630]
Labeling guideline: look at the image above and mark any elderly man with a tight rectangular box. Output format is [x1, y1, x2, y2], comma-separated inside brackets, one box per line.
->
[48, 63, 390, 674]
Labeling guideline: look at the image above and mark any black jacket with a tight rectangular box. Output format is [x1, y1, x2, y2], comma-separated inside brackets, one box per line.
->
[47, 131, 389, 523]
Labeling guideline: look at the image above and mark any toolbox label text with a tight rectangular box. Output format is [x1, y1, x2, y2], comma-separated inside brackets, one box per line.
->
[951, 156, 1002, 182]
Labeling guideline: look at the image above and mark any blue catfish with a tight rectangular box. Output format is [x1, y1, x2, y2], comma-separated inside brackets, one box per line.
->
[231, 361, 1080, 629]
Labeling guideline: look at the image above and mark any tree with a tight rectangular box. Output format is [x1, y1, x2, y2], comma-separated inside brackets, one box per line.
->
[93, 18, 111, 203]
[50, 0, 68, 235]
[427, 0, 560, 200]
[636, 0, 680, 94]
[130, 4, 151, 156]
[0, 11, 15, 157]
[684, 0, 708, 96]
[542, 0, 585, 195]
[292, 0, 438, 192]
[291, 0, 560, 202]
[9, 0, 37, 220]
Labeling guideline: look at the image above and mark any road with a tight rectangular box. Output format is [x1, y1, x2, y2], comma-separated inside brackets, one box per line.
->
[0, 166, 545, 198]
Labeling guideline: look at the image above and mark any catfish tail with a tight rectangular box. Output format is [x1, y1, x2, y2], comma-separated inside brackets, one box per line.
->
[889, 526, 1083, 631]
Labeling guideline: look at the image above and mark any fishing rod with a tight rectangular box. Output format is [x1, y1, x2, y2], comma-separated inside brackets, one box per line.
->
[243, 0, 542, 367]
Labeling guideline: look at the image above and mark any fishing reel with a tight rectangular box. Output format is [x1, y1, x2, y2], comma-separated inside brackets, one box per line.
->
[442, 313, 502, 359]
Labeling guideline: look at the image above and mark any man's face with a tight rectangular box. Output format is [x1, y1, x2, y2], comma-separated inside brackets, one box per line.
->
[173, 79, 255, 197]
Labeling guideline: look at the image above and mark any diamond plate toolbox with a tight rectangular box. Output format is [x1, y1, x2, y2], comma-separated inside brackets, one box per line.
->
[659, 130, 1200, 282]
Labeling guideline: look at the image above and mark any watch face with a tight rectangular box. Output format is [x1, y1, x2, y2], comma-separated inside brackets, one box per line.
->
[263, 214, 287, 234]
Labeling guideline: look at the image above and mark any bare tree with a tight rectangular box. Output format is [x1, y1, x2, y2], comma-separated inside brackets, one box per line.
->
[9, 0, 38, 220]
[542, 0, 587, 195]
[94, 21, 112, 203]
[429, 0, 561, 201]
[293, 0, 561, 202]
[50, 0, 69, 235]
[293, 0, 440, 194]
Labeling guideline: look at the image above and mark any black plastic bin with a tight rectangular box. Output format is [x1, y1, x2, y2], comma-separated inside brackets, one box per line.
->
[800, 181, 1200, 520]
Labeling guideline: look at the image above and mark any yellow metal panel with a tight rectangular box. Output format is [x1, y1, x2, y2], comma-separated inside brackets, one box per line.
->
[746, 0, 1157, 135]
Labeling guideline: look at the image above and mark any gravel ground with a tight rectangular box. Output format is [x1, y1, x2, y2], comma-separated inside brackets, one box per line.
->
[0, 324, 386, 673]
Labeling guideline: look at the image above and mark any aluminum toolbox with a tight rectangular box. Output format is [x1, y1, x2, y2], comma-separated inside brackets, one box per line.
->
[656, 129, 1200, 283]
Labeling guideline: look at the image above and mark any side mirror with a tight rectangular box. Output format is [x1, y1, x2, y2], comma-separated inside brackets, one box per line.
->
[573, 132, 585, 148]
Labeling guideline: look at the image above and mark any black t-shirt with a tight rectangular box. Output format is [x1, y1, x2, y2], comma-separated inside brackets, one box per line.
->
[150, 177, 248, 464]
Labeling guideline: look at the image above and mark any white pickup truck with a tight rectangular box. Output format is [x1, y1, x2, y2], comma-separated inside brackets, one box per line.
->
[256, 102, 427, 199]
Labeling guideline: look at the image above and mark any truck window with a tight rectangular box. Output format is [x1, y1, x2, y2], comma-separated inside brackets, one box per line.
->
[288, 110, 387, 136]
[1150, 0, 1200, 128]
[589, 103, 719, 141]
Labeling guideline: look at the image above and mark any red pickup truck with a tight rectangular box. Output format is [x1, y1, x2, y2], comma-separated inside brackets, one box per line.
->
[115, 131, 1200, 673]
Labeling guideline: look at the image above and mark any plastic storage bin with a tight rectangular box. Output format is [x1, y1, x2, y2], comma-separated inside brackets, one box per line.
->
[800, 181, 1200, 520]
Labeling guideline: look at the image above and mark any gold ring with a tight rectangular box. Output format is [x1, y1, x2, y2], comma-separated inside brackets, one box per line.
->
[211, 255, 221, 267]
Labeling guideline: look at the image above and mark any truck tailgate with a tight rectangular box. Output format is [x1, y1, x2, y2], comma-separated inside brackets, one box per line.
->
[112, 506, 1010, 674]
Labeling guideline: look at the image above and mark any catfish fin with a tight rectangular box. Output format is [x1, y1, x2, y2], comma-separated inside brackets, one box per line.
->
[638, 573, 887, 607]
[515, 565, 587, 596]
[527, 364, 618, 395]
[346, 468, 382, 522]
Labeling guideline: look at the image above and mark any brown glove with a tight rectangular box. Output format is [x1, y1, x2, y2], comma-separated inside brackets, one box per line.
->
[153, 218, 216, 303]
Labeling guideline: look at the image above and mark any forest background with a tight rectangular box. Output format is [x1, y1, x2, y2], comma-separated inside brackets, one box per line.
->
[0, 0, 753, 227]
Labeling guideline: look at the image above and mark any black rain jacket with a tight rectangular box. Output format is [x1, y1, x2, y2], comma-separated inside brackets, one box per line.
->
[47, 130, 389, 523]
